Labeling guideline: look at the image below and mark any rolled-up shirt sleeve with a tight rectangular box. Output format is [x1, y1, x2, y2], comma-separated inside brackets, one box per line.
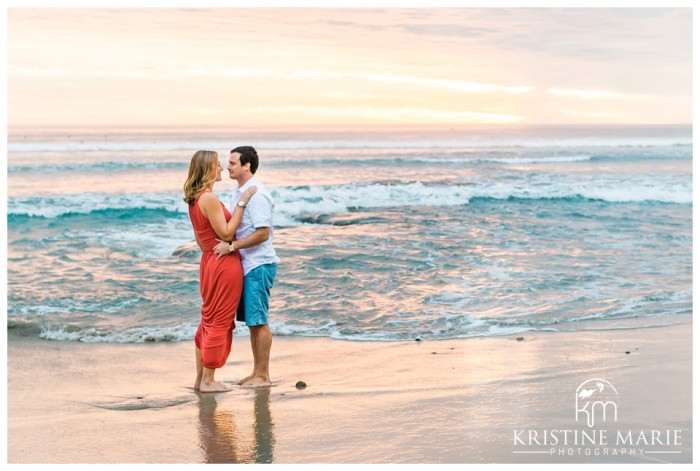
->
[248, 195, 273, 228]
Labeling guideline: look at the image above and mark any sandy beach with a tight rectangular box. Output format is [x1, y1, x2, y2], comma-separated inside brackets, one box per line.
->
[7, 319, 692, 464]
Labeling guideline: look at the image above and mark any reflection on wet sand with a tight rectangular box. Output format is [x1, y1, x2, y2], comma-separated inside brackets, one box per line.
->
[196, 389, 275, 463]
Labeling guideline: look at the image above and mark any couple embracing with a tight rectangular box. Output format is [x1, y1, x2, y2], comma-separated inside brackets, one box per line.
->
[183, 146, 279, 392]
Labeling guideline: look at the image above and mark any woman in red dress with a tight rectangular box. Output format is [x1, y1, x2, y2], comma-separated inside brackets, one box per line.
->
[183, 150, 256, 392]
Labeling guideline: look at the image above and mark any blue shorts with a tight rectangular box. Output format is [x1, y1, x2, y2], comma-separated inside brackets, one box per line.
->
[237, 264, 276, 327]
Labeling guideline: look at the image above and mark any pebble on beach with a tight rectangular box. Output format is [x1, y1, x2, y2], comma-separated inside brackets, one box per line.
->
[295, 381, 307, 389]
[516, 337, 525, 341]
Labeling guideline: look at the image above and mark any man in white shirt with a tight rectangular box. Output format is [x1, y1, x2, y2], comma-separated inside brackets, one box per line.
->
[213, 146, 279, 388]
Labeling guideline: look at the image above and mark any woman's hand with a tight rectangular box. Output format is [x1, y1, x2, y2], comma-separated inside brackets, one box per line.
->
[213, 238, 231, 259]
[240, 186, 258, 204]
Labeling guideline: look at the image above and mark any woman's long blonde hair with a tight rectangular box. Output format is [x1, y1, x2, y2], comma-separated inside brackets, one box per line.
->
[183, 150, 219, 205]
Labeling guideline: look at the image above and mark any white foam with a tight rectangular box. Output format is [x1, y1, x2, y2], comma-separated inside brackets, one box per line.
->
[8, 192, 188, 218]
[565, 290, 693, 324]
[39, 322, 199, 343]
[32, 288, 690, 343]
[8, 175, 692, 222]
[574, 185, 692, 204]
[10, 298, 144, 316]
[77, 219, 195, 259]
[271, 178, 691, 223]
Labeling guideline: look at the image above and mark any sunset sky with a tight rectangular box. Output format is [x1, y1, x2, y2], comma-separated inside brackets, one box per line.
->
[6, 6, 693, 127]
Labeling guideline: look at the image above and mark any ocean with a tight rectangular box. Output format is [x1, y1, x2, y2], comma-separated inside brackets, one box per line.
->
[6, 124, 692, 343]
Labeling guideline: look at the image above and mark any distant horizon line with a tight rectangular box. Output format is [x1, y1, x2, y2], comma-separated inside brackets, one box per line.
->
[8, 122, 693, 131]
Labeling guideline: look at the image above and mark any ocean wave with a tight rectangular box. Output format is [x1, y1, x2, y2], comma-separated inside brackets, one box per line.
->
[274, 289, 691, 341]
[455, 154, 594, 164]
[484, 290, 692, 328]
[266, 154, 597, 167]
[9, 160, 186, 173]
[8, 154, 596, 173]
[4, 317, 555, 343]
[10, 290, 690, 343]
[9, 150, 691, 174]
[7, 193, 188, 219]
[8, 297, 148, 317]
[7, 178, 692, 222]
[562, 290, 693, 323]
[284, 180, 692, 210]
[37, 323, 199, 343]
[11, 319, 683, 343]
[7, 134, 692, 153]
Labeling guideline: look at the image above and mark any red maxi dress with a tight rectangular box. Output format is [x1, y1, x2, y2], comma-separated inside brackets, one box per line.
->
[189, 192, 243, 369]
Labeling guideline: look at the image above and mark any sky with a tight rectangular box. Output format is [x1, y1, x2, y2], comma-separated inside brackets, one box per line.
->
[6, 6, 693, 127]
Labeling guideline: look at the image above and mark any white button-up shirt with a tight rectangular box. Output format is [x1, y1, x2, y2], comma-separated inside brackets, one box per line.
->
[232, 176, 280, 275]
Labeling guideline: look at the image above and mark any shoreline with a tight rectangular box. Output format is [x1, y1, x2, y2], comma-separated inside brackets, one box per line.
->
[7, 319, 693, 463]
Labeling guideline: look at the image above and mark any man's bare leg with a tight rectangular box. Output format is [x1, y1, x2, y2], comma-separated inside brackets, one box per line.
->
[194, 346, 203, 390]
[199, 366, 232, 393]
[237, 331, 258, 385]
[241, 325, 272, 388]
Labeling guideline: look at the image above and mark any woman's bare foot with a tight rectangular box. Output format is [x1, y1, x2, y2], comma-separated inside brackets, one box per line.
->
[199, 381, 233, 393]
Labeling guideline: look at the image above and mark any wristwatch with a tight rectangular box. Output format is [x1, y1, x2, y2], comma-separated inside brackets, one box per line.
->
[228, 241, 236, 252]
[237, 200, 247, 208]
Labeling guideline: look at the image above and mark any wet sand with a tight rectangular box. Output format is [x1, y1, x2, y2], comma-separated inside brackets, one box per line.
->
[7, 319, 692, 463]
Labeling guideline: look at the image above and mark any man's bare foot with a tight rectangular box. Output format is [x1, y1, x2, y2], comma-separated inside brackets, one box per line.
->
[199, 381, 233, 393]
[240, 377, 272, 389]
[236, 373, 254, 385]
